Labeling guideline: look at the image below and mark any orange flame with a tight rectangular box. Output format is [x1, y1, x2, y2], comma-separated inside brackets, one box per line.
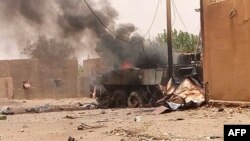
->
[120, 60, 133, 69]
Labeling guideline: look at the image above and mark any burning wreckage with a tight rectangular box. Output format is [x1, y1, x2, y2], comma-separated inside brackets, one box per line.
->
[0, 0, 204, 111]
[91, 53, 205, 110]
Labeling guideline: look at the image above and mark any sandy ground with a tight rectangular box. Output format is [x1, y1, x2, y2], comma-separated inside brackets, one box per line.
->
[0, 98, 96, 109]
[1, 98, 250, 141]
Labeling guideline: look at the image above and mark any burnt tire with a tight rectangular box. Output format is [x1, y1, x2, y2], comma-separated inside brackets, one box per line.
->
[127, 91, 144, 108]
[112, 90, 129, 108]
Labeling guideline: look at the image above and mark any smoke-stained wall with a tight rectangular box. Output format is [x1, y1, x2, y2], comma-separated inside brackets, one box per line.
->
[0, 59, 78, 99]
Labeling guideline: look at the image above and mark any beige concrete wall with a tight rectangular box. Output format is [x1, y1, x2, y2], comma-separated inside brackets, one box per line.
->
[0, 59, 78, 99]
[202, 0, 250, 101]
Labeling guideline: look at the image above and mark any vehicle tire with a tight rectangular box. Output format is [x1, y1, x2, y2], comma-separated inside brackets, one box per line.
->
[127, 91, 144, 108]
[112, 90, 129, 108]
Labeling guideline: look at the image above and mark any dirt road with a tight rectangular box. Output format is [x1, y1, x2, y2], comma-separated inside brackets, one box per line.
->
[0, 99, 250, 141]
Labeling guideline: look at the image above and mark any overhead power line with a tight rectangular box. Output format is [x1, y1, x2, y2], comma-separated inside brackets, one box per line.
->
[172, 0, 189, 32]
[83, 0, 161, 43]
[171, 0, 176, 26]
[83, 0, 131, 43]
[142, 0, 161, 38]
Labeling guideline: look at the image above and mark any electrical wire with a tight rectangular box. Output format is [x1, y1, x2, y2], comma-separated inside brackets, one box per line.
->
[171, 0, 176, 26]
[83, 0, 161, 43]
[172, 0, 189, 32]
[83, 0, 131, 43]
[142, 0, 161, 38]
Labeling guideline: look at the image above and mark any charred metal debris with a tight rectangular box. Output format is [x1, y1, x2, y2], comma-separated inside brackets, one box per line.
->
[91, 53, 204, 111]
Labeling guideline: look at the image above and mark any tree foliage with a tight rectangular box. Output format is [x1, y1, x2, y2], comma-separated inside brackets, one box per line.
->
[157, 29, 199, 53]
[22, 36, 75, 60]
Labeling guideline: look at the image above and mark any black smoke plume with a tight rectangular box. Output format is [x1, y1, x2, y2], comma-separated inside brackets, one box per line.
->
[0, 0, 167, 68]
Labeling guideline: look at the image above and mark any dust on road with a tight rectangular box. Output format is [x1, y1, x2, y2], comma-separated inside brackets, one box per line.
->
[1, 102, 249, 141]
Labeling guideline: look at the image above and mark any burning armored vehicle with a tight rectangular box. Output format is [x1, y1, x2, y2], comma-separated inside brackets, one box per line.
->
[91, 51, 203, 109]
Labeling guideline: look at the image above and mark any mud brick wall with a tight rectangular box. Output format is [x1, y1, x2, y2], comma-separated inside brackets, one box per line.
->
[83, 58, 106, 77]
[0, 78, 8, 98]
[0, 61, 12, 98]
[78, 76, 91, 98]
[0, 61, 11, 77]
[202, 0, 250, 101]
[0, 59, 78, 99]
[0, 77, 13, 99]
[79, 58, 108, 98]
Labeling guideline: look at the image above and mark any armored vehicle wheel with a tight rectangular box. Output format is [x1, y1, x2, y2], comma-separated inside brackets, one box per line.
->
[112, 90, 129, 108]
[127, 91, 144, 108]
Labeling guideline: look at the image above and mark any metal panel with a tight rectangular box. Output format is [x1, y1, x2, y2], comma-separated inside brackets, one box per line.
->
[100, 69, 167, 85]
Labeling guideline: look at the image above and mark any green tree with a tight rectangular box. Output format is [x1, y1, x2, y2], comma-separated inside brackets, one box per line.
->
[157, 29, 199, 53]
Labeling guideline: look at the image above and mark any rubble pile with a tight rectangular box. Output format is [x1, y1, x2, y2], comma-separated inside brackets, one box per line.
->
[0, 106, 14, 115]
[154, 78, 205, 114]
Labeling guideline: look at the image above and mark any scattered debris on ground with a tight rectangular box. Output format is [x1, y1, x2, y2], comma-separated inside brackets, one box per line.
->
[25, 104, 52, 113]
[206, 136, 222, 140]
[134, 116, 142, 123]
[153, 78, 205, 114]
[22, 125, 29, 128]
[77, 123, 105, 130]
[101, 110, 106, 114]
[78, 102, 98, 110]
[3, 102, 98, 115]
[64, 115, 77, 119]
[0, 103, 248, 141]
[0, 115, 7, 120]
[68, 136, 77, 141]
[175, 118, 184, 121]
[0, 106, 14, 115]
[106, 128, 169, 141]
[152, 106, 170, 115]
[96, 119, 109, 123]
[217, 107, 224, 112]
[1, 110, 14, 115]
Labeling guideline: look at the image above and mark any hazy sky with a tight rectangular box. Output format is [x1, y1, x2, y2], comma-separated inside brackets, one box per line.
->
[111, 0, 201, 38]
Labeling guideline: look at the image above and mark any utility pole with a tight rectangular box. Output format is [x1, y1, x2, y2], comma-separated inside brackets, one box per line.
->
[166, 0, 173, 77]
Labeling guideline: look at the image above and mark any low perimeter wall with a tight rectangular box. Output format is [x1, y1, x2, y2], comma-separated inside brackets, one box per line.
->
[0, 59, 78, 99]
